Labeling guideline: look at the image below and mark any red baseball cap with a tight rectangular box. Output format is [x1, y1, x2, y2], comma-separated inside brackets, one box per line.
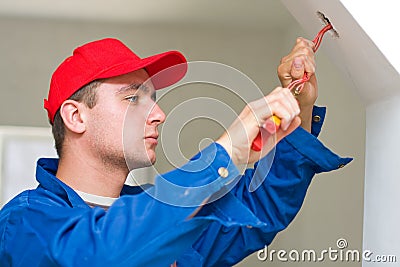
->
[44, 38, 187, 123]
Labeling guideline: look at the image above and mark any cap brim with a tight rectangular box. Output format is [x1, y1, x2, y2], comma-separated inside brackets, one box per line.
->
[96, 50, 187, 90]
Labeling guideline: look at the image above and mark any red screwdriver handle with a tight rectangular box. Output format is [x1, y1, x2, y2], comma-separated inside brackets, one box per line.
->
[251, 116, 281, 151]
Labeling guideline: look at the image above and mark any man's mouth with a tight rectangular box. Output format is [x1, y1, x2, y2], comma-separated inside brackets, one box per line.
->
[145, 134, 159, 145]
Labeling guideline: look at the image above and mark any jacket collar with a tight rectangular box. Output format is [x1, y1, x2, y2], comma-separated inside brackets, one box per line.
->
[36, 158, 89, 208]
[36, 158, 145, 208]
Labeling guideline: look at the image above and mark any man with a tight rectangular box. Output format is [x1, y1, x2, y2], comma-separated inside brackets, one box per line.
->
[0, 38, 351, 266]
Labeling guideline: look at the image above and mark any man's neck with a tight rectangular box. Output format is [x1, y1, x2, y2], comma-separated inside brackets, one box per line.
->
[56, 151, 128, 198]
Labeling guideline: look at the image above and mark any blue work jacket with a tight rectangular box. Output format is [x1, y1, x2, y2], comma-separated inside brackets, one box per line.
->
[0, 107, 351, 266]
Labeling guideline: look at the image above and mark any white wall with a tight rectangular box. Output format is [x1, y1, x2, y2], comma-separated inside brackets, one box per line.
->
[339, 1, 400, 265]
[363, 96, 400, 265]
[0, 126, 55, 206]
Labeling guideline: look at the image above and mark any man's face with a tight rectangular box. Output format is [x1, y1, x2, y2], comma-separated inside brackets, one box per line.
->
[85, 69, 165, 170]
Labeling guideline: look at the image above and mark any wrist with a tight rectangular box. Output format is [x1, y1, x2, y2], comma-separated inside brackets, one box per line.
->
[215, 136, 236, 165]
[298, 105, 313, 132]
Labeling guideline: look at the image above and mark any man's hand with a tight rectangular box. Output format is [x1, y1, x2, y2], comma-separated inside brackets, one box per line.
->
[277, 37, 318, 132]
[216, 87, 301, 166]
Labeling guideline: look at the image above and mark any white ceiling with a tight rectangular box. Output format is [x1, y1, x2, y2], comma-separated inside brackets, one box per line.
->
[0, 0, 293, 29]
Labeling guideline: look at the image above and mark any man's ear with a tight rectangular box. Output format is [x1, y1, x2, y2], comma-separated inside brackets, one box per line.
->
[59, 100, 87, 134]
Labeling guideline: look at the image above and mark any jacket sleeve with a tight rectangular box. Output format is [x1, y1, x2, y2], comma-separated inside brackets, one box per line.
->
[177, 106, 353, 266]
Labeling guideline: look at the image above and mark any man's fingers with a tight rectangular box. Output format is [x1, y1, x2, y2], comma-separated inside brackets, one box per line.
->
[279, 38, 316, 86]
[296, 37, 314, 48]
[276, 116, 301, 140]
[291, 57, 305, 80]
[264, 88, 300, 131]
[291, 53, 316, 75]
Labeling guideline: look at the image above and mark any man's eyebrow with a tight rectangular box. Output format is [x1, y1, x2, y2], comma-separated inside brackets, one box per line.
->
[116, 83, 150, 94]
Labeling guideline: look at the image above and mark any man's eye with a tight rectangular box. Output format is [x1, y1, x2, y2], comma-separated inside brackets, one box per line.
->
[125, 95, 138, 102]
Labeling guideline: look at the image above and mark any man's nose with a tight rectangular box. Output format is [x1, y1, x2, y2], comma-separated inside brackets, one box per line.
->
[147, 103, 166, 125]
